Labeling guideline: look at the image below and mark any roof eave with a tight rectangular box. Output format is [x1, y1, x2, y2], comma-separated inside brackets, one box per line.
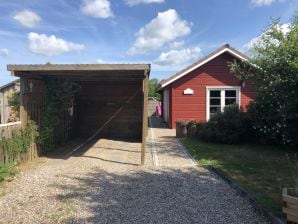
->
[7, 64, 151, 72]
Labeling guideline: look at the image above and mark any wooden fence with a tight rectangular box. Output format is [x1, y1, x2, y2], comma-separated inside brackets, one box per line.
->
[0, 121, 39, 164]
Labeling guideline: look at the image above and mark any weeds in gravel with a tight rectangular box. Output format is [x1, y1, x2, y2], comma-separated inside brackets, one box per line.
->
[49, 199, 76, 224]
[0, 162, 18, 183]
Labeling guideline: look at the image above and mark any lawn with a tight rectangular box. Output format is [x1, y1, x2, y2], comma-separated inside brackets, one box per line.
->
[180, 138, 298, 217]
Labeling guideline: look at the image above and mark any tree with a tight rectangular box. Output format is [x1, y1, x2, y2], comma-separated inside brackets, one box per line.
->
[229, 13, 298, 145]
[148, 79, 160, 100]
[7, 91, 20, 122]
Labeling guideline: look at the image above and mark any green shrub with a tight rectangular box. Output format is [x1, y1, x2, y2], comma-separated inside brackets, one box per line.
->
[0, 120, 38, 159]
[229, 14, 298, 146]
[197, 105, 254, 144]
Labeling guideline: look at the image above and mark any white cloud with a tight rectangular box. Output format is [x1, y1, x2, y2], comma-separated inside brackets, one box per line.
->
[169, 41, 185, 49]
[154, 47, 201, 66]
[126, 0, 164, 6]
[28, 32, 85, 56]
[128, 9, 191, 55]
[81, 0, 113, 18]
[0, 48, 9, 57]
[96, 58, 106, 63]
[250, 0, 286, 6]
[13, 10, 41, 28]
[244, 23, 290, 51]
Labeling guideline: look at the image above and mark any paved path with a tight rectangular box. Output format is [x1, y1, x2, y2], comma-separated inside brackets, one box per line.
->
[148, 116, 197, 167]
[0, 117, 269, 224]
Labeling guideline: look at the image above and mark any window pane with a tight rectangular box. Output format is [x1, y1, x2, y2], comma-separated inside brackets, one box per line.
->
[210, 106, 221, 114]
[210, 98, 220, 105]
[210, 90, 220, 97]
[225, 90, 236, 97]
[225, 98, 236, 105]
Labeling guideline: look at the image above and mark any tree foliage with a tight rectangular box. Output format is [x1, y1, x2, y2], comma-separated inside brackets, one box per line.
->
[7, 91, 20, 120]
[39, 79, 80, 150]
[148, 79, 160, 100]
[230, 13, 298, 145]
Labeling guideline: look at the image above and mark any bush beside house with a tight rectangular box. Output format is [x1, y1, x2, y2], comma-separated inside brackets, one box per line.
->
[176, 105, 254, 144]
[229, 14, 298, 146]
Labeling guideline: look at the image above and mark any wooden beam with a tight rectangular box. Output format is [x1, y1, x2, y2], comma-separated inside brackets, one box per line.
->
[19, 77, 28, 127]
[141, 73, 148, 165]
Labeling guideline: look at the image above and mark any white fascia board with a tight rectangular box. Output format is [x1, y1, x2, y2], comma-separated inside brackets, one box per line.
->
[161, 48, 247, 89]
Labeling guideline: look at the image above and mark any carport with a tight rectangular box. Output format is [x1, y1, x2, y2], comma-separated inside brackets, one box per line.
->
[7, 64, 150, 165]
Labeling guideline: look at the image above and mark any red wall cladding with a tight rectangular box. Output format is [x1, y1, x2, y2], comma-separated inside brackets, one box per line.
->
[169, 52, 255, 128]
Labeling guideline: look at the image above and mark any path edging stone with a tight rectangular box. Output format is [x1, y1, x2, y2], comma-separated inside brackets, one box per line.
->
[176, 138, 198, 166]
[204, 165, 285, 224]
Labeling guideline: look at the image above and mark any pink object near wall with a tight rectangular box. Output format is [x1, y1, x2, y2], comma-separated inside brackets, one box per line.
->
[156, 102, 162, 117]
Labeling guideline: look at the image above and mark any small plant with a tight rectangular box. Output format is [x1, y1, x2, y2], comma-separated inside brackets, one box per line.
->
[0, 162, 18, 183]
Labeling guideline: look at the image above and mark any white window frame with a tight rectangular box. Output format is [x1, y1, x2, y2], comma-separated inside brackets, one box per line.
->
[206, 86, 241, 120]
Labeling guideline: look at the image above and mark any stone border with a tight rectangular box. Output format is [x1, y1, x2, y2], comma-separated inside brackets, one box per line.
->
[176, 138, 198, 166]
[204, 166, 285, 224]
[148, 119, 159, 166]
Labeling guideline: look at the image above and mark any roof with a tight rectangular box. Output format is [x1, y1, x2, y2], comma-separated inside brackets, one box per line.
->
[158, 44, 248, 91]
[7, 64, 151, 72]
[7, 64, 150, 82]
[0, 79, 19, 91]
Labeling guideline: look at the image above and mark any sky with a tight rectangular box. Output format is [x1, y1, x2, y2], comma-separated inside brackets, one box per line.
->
[0, 0, 297, 85]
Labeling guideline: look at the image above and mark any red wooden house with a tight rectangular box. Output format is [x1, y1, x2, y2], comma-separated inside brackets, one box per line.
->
[158, 44, 256, 129]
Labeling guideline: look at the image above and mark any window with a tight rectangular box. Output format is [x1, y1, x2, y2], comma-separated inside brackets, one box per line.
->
[209, 90, 221, 117]
[206, 87, 240, 120]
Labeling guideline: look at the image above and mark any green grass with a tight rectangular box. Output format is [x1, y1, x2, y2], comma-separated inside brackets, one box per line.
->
[0, 162, 18, 183]
[180, 138, 298, 217]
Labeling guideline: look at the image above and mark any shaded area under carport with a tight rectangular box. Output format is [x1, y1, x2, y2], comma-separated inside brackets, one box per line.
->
[7, 64, 150, 164]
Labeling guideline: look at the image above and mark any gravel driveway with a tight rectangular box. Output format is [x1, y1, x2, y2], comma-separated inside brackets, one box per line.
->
[0, 118, 269, 224]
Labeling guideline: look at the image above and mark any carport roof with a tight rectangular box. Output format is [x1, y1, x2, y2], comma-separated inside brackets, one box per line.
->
[7, 64, 150, 81]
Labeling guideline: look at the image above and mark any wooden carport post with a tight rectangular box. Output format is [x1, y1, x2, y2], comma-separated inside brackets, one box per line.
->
[19, 77, 28, 128]
[141, 71, 149, 165]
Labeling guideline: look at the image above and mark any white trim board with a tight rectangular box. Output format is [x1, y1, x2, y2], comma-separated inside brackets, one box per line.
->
[161, 47, 247, 89]
[206, 86, 241, 120]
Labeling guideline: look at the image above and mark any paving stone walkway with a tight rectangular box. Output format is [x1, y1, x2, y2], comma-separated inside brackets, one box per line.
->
[148, 116, 197, 167]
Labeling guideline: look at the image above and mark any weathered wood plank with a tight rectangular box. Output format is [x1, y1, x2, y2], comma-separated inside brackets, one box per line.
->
[287, 214, 298, 223]
[283, 207, 298, 217]
[141, 75, 148, 165]
[283, 194, 298, 204]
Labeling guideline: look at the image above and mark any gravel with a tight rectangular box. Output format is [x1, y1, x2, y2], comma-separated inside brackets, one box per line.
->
[0, 131, 269, 223]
